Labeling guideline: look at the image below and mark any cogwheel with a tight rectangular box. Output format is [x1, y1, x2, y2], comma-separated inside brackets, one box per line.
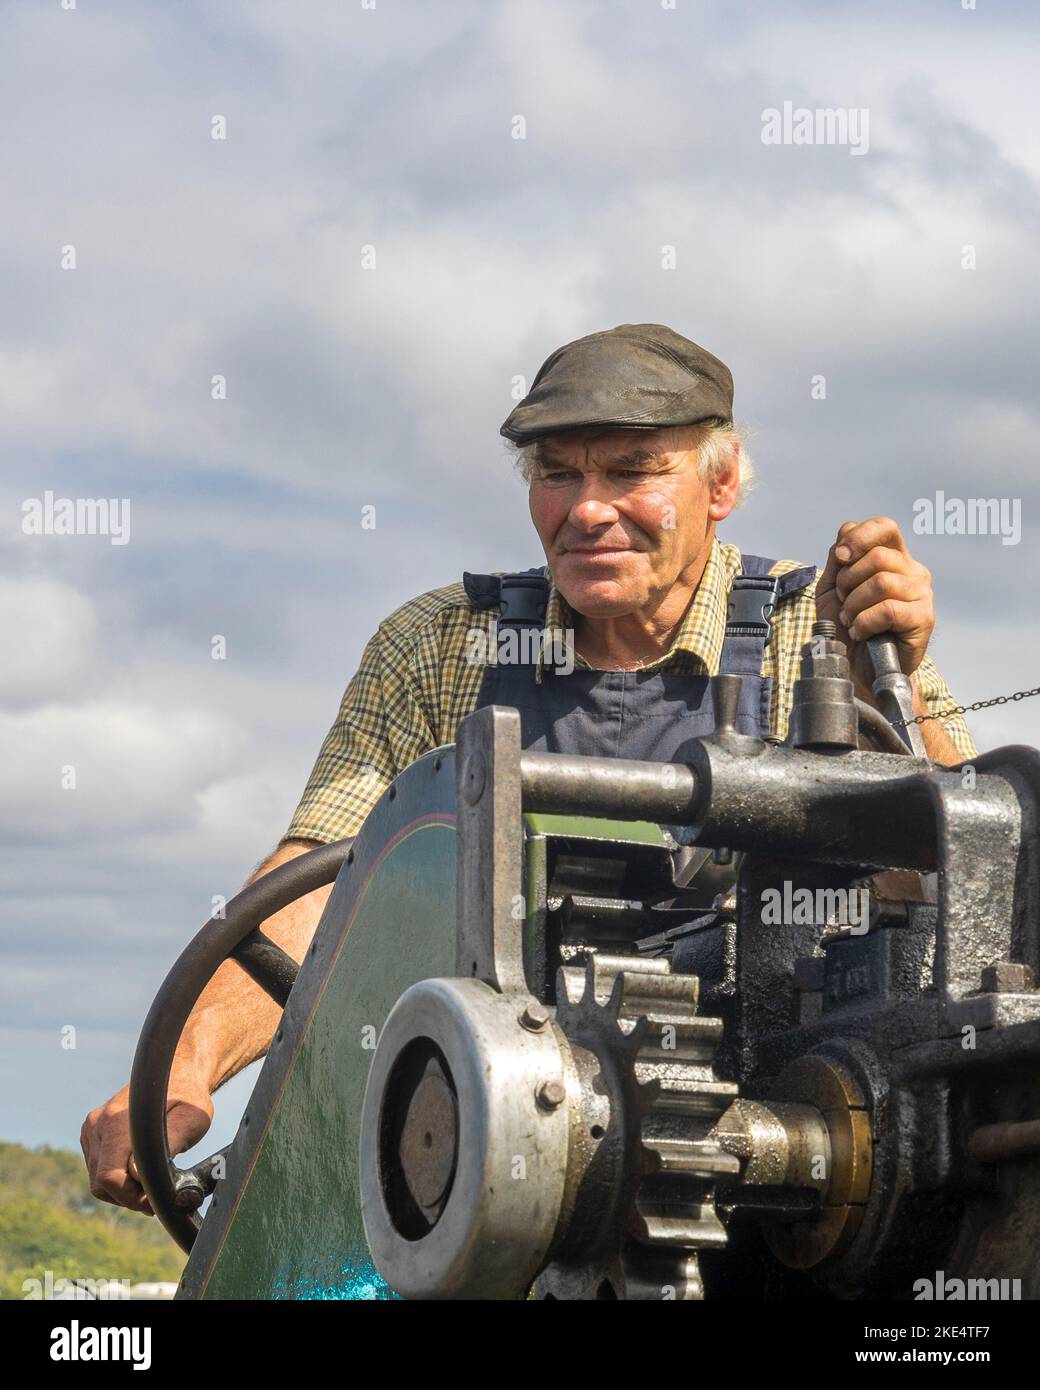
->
[535, 954, 740, 1301]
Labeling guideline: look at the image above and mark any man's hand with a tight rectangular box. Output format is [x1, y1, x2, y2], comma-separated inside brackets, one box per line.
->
[816, 516, 935, 697]
[80, 1067, 214, 1214]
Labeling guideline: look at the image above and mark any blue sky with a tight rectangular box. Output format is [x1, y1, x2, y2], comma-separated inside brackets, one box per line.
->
[1, 0, 1037, 1155]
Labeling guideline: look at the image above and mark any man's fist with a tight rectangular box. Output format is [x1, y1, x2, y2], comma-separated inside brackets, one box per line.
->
[80, 1071, 214, 1213]
[816, 517, 935, 696]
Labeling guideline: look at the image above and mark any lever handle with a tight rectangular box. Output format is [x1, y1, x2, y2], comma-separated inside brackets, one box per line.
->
[866, 634, 926, 757]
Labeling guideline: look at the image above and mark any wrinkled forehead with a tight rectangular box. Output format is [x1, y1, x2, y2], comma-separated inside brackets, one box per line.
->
[530, 424, 699, 466]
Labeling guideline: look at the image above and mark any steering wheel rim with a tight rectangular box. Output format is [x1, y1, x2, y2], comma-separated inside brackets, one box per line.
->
[129, 838, 354, 1253]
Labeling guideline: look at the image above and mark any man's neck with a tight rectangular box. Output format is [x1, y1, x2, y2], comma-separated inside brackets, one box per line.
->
[571, 541, 715, 671]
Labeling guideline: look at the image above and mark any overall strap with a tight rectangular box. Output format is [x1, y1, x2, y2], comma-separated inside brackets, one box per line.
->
[462, 568, 549, 628]
[720, 554, 817, 677]
[461, 569, 547, 672]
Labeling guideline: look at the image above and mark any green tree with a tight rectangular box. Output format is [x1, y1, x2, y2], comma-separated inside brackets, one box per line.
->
[0, 1142, 184, 1301]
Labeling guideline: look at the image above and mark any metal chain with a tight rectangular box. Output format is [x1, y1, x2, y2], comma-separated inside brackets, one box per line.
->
[889, 686, 1040, 729]
[776, 645, 1040, 728]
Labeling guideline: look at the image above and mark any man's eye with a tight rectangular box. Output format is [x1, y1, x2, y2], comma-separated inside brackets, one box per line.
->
[535, 467, 647, 484]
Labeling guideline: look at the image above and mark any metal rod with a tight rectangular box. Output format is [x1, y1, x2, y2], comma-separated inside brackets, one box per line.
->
[520, 744, 942, 870]
[520, 751, 703, 821]
[968, 1119, 1040, 1164]
[855, 698, 913, 756]
[232, 929, 300, 1007]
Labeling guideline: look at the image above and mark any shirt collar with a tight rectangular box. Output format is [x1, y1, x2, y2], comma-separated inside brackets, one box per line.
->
[535, 537, 735, 682]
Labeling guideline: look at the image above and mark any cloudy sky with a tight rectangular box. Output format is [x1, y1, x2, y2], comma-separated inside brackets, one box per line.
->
[2, 0, 1037, 1159]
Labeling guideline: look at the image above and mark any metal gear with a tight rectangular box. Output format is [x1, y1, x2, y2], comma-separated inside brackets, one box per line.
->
[535, 954, 740, 1300]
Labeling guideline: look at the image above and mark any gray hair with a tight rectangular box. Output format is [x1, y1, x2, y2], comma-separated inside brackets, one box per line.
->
[507, 421, 756, 507]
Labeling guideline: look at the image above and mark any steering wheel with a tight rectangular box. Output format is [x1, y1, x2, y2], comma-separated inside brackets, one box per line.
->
[129, 838, 354, 1253]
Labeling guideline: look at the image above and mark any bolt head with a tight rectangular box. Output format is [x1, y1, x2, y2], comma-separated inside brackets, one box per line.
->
[519, 1002, 550, 1031]
[535, 1079, 566, 1111]
[461, 750, 486, 805]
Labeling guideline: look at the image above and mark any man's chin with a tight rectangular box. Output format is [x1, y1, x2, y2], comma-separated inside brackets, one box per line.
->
[556, 576, 646, 619]
[552, 551, 652, 613]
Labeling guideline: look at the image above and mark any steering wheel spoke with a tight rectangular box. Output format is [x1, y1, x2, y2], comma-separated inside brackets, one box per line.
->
[231, 929, 300, 1007]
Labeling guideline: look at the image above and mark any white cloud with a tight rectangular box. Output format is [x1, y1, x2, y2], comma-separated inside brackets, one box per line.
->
[195, 771, 301, 860]
[0, 576, 97, 705]
[0, 699, 246, 838]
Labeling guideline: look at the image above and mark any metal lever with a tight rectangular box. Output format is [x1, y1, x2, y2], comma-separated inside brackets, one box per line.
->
[866, 634, 927, 757]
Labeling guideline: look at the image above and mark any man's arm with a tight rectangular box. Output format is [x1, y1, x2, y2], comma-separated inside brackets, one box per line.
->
[849, 655, 974, 765]
[80, 838, 332, 1213]
[816, 516, 977, 768]
[908, 665, 972, 765]
[177, 839, 335, 1090]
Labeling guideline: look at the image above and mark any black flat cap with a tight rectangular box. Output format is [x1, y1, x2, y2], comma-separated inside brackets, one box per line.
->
[500, 323, 733, 446]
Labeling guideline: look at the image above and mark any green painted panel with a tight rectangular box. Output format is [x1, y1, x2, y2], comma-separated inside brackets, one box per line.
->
[177, 768, 669, 1297]
[178, 750, 458, 1300]
[523, 813, 669, 846]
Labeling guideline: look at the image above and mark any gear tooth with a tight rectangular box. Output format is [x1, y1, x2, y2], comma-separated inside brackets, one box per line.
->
[557, 964, 586, 1008]
[672, 1256, 705, 1302]
[634, 1073, 663, 1112]
[618, 1249, 706, 1301]
[641, 1136, 742, 1181]
[542, 958, 737, 1300]
[635, 1014, 726, 1065]
[645, 1074, 739, 1119]
[632, 1204, 729, 1251]
[578, 954, 670, 1010]
[615, 971, 701, 1022]
[603, 973, 626, 1023]
[583, 954, 602, 998]
[612, 968, 690, 1014]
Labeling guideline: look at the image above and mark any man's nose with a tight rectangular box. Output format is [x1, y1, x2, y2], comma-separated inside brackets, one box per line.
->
[568, 478, 620, 529]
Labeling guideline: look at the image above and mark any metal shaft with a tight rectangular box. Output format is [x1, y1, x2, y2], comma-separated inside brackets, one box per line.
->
[519, 744, 940, 870]
[519, 750, 703, 822]
[867, 633, 927, 757]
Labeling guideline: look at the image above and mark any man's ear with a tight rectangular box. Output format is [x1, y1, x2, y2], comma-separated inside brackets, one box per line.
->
[706, 441, 741, 522]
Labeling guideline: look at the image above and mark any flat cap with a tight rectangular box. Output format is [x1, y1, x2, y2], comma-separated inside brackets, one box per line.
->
[500, 323, 733, 446]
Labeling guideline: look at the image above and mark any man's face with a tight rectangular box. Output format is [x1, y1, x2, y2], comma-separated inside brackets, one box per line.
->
[527, 425, 739, 618]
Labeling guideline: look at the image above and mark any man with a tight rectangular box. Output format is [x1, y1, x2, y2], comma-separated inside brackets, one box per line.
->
[82, 323, 975, 1212]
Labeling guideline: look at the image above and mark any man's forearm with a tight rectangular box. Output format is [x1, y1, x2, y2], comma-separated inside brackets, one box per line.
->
[854, 674, 966, 766]
[177, 839, 334, 1092]
[911, 678, 967, 765]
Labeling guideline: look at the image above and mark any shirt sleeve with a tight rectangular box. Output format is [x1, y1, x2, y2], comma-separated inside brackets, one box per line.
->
[913, 653, 978, 760]
[281, 626, 438, 845]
